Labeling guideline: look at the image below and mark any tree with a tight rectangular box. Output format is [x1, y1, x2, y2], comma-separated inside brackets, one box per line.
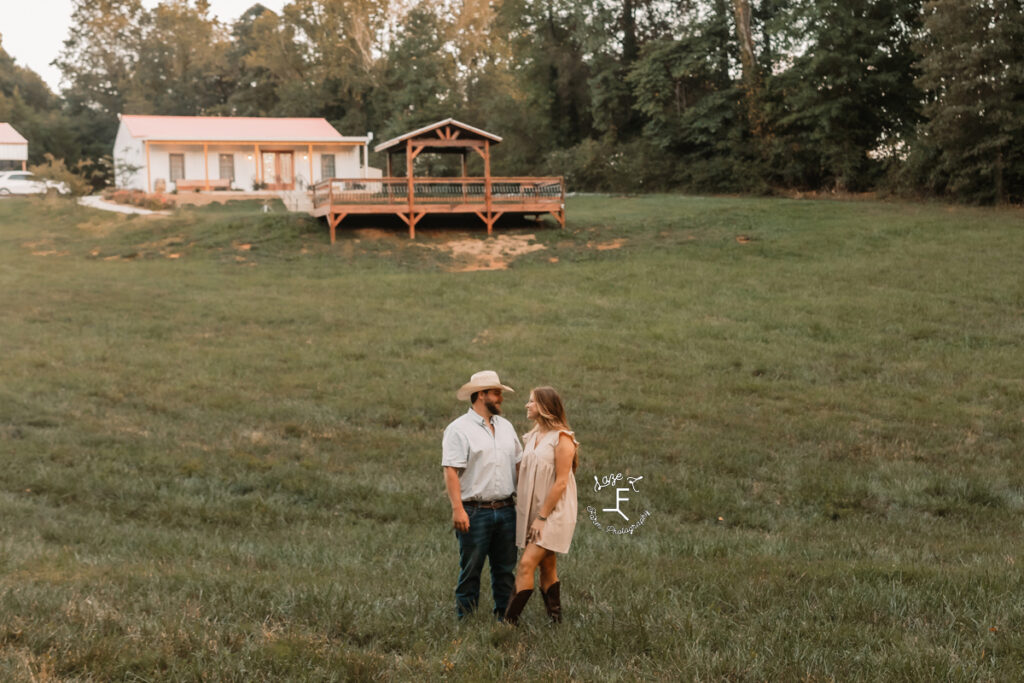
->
[132, 0, 233, 115]
[768, 0, 923, 191]
[55, 0, 148, 117]
[0, 42, 96, 180]
[274, 0, 391, 130]
[378, 5, 457, 143]
[909, 0, 1024, 203]
[224, 4, 282, 115]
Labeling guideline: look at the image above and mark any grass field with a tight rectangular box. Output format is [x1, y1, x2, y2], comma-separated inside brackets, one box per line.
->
[1, 193, 1022, 681]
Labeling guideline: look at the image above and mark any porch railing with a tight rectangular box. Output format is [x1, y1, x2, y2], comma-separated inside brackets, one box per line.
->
[312, 176, 564, 210]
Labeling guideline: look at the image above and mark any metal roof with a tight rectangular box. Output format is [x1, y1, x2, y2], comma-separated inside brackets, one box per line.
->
[0, 123, 28, 145]
[119, 115, 367, 143]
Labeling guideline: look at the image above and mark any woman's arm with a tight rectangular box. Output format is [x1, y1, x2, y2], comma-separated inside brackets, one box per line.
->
[528, 433, 576, 540]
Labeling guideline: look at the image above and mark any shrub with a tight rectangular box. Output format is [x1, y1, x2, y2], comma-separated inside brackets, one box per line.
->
[145, 195, 175, 211]
[546, 138, 680, 193]
[106, 189, 172, 210]
[28, 154, 92, 196]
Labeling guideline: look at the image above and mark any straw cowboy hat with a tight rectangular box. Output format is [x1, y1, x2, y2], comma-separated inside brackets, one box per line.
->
[456, 370, 515, 401]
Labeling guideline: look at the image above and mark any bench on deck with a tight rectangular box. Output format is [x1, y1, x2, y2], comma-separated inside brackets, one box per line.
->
[175, 178, 232, 192]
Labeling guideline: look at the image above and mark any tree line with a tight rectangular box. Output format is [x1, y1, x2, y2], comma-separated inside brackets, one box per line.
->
[2, 0, 1022, 203]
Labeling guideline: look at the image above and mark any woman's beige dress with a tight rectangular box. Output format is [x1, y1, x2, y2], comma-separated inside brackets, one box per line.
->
[515, 429, 578, 553]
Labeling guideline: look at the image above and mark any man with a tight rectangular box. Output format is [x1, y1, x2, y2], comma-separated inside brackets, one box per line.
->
[442, 370, 523, 619]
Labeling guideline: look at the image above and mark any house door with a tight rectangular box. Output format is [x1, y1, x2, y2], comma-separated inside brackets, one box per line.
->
[261, 151, 294, 190]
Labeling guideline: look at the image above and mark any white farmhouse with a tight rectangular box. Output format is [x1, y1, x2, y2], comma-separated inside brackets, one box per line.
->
[0, 123, 28, 171]
[113, 115, 373, 192]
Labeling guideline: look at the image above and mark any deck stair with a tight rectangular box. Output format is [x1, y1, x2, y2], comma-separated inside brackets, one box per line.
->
[279, 189, 314, 213]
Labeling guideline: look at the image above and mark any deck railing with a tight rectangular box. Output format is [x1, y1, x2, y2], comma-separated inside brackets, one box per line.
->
[312, 176, 564, 210]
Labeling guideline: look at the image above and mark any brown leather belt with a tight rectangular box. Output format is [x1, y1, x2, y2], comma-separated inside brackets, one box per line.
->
[463, 497, 515, 509]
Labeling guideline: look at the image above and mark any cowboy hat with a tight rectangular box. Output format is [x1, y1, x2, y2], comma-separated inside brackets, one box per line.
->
[456, 370, 515, 401]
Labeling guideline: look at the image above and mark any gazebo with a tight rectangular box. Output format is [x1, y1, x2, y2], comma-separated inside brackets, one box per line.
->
[311, 118, 565, 240]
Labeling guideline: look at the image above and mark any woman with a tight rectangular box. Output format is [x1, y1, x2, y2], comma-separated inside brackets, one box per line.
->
[504, 386, 579, 625]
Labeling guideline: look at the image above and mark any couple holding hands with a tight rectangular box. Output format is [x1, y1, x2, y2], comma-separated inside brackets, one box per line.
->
[442, 370, 579, 625]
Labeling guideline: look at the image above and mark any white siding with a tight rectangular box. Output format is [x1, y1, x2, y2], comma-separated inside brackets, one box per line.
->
[0, 143, 27, 161]
[312, 146, 362, 182]
[150, 146, 262, 190]
[113, 123, 146, 190]
[112, 123, 369, 192]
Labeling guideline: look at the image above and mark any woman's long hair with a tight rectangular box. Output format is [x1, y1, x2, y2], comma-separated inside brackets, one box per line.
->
[528, 386, 579, 473]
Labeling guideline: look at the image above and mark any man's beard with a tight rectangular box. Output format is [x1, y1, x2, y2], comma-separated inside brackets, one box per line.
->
[484, 399, 502, 415]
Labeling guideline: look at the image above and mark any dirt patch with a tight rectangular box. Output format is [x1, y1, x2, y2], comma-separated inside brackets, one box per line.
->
[23, 239, 69, 257]
[419, 234, 547, 272]
[137, 236, 187, 250]
[353, 228, 406, 244]
[588, 238, 627, 251]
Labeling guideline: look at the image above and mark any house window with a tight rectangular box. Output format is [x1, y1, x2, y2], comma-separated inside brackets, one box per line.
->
[169, 154, 185, 183]
[219, 154, 235, 182]
[321, 154, 335, 179]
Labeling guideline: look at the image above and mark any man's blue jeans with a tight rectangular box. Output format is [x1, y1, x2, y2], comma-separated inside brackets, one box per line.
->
[454, 504, 517, 618]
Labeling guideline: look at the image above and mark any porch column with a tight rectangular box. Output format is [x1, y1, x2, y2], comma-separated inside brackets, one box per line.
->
[308, 144, 314, 185]
[254, 144, 261, 187]
[203, 142, 210, 191]
[145, 141, 152, 193]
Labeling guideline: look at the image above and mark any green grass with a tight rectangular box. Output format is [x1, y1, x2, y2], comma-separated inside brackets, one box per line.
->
[1, 193, 1022, 680]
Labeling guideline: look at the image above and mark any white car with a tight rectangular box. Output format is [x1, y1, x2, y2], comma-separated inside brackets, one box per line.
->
[0, 171, 71, 195]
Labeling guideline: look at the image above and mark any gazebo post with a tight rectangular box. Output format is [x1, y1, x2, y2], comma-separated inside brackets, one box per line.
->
[484, 140, 492, 235]
[461, 152, 468, 201]
[406, 139, 415, 239]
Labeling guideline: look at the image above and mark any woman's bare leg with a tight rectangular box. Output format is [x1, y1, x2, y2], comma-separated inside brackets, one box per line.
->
[539, 552, 558, 591]
[514, 543, 551, 592]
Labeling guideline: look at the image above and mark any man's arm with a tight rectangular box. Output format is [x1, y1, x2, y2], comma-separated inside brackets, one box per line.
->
[444, 466, 470, 532]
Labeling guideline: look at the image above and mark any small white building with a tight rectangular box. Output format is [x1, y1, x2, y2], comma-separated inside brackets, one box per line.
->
[0, 123, 28, 171]
[113, 115, 374, 192]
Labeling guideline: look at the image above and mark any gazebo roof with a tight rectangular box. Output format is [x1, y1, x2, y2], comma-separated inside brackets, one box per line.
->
[374, 118, 502, 154]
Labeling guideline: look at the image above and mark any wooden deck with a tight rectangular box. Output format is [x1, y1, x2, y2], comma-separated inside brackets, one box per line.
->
[310, 176, 565, 240]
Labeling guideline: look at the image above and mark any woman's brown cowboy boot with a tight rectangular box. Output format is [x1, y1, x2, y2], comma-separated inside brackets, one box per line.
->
[503, 588, 533, 625]
[540, 582, 562, 623]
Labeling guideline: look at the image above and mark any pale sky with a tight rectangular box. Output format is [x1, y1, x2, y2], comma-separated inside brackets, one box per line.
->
[2, 0, 287, 93]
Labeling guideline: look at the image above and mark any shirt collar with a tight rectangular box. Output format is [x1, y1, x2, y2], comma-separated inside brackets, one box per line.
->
[466, 407, 495, 428]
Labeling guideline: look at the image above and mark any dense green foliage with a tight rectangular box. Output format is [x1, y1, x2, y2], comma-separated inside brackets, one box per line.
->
[1, 196, 1022, 678]
[3, 0, 1024, 199]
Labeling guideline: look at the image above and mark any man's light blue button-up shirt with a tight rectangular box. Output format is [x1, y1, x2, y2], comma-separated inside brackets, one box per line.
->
[442, 409, 523, 502]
